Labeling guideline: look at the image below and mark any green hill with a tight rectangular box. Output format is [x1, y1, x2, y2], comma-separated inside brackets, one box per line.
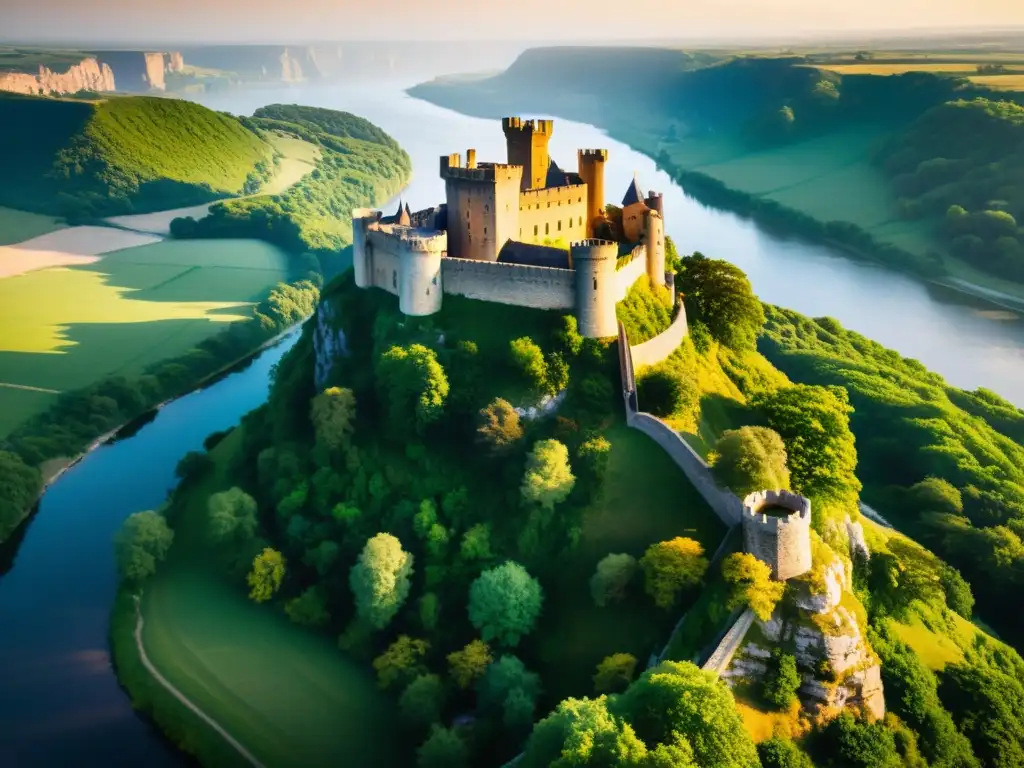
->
[0, 93, 272, 217]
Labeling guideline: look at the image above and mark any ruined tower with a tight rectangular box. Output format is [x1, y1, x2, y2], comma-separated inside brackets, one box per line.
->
[571, 239, 619, 338]
[741, 490, 813, 582]
[578, 149, 609, 238]
[503, 117, 553, 191]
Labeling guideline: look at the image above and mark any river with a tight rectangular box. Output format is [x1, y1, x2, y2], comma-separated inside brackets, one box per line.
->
[1, 76, 1023, 767]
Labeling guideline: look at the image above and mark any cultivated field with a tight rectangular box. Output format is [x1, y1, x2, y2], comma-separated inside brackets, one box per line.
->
[0, 238, 289, 436]
[811, 62, 1024, 75]
[970, 74, 1024, 91]
[0, 226, 161, 277]
[141, 431, 403, 768]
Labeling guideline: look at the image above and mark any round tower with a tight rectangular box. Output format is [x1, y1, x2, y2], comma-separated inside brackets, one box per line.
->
[351, 208, 380, 288]
[571, 239, 618, 338]
[578, 149, 609, 238]
[398, 231, 447, 317]
[741, 489, 813, 582]
[644, 209, 666, 287]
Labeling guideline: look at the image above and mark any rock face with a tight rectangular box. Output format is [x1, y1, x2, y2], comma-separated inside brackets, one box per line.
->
[143, 53, 166, 90]
[0, 57, 116, 96]
[313, 302, 347, 389]
[94, 51, 168, 92]
[165, 52, 185, 73]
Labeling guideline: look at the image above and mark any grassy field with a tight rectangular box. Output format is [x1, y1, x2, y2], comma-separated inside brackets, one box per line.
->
[139, 429, 403, 768]
[970, 74, 1024, 91]
[0, 206, 65, 246]
[0, 238, 289, 436]
[811, 62, 1024, 75]
[527, 420, 727, 701]
[261, 133, 320, 195]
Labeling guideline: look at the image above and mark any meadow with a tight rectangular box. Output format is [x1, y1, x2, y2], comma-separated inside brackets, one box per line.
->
[0, 207, 65, 246]
[137, 430, 404, 768]
[0, 238, 290, 436]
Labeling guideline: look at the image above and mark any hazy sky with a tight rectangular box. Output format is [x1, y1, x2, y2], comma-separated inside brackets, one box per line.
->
[4, 0, 1023, 44]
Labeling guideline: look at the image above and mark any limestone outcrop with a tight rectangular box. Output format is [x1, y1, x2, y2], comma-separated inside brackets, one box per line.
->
[312, 302, 347, 389]
[0, 57, 115, 96]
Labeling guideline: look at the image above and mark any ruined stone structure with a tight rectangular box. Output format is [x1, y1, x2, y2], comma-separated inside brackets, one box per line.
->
[352, 117, 670, 338]
[741, 490, 813, 581]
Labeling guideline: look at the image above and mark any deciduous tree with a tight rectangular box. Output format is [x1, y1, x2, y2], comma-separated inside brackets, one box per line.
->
[349, 533, 414, 630]
[247, 547, 285, 602]
[712, 426, 790, 497]
[417, 725, 468, 768]
[478, 654, 541, 726]
[373, 635, 429, 690]
[640, 538, 708, 610]
[285, 585, 330, 627]
[763, 650, 800, 709]
[510, 336, 548, 391]
[722, 553, 785, 620]
[521, 439, 575, 511]
[114, 510, 174, 583]
[522, 696, 652, 767]
[400, 673, 446, 728]
[468, 562, 544, 646]
[376, 344, 449, 434]
[476, 398, 523, 454]
[447, 639, 492, 690]
[207, 487, 258, 545]
[676, 253, 765, 351]
[309, 386, 357, 451]
[590, 553, 638, 607]
[593, 653, 638, 694]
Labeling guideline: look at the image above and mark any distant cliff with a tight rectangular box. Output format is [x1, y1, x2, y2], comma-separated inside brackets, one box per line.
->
[93, 51, 168, 92]
[0, 57, 115, 96]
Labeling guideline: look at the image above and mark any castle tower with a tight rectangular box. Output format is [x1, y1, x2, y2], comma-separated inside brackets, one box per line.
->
[644, 209, 666, 287]
[351, 208, 381, 288]
[741, 490, 813, 581]
[571, 239, 619, 338]
[578, 149, 609, 238]
[398, 231, 447, 317]
[645, 191, 664, 219]
[443, 163, 523, 262]
[503, 117, 553, 191]
[621, 174, 649, 243]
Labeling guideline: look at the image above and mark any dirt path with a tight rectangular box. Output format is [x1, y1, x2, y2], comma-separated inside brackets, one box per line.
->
[0, 381, 60, 394]
[133, 595, 266, 768]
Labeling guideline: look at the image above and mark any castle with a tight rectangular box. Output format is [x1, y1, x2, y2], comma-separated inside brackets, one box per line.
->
[741, 489, 813, 582]
[352, 117, 672, 338]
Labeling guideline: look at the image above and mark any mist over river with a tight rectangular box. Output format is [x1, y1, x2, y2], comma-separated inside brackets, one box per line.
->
[2, 74, 1023, 768]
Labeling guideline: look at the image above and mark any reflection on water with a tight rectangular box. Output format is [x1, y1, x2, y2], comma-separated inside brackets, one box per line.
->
[195, 79, 1024, 406]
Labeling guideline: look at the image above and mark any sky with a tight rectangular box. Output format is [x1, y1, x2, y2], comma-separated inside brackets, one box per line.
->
[4, 0, 1023, 44]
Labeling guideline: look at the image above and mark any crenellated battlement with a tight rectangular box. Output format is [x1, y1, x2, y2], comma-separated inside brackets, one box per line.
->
[441, 163, 523, 183]
[579, 148, 609, 161]
[742, 489, 813, 581]
[502, 117, 554, 136]
[571, 238, 616, 249]
[367, 225, 447, 253]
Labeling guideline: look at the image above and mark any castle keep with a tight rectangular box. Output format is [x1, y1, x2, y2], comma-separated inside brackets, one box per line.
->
[741, 489, 813, 581]
[352, 117, 671, 337]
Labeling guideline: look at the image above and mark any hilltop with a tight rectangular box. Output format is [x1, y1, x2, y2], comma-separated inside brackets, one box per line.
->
[0, 92, 272, 218]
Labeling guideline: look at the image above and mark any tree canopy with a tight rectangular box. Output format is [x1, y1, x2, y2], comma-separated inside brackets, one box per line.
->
[468, 562, 543, 646]
[520, 439, 576, 511]
[476, 397, 523, 455]
[676, 252, 765, 350]
[114, 510, 174, 583]
[590, 553, 638, 607]
[639, 537, 709, 609]
[349, 532, 414, 630]
[375, 344, 449, 434]
[447, 639, 492, 690]
[722, 553, 785, 620]
[712, 426, 791, 497]
[247, 547, 286, 603]
[207, 487, 258, 545]
[310, 386, 357, 452]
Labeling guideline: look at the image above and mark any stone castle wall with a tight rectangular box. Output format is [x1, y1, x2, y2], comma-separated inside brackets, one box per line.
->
[628, 412, 743, 526]
[441, 257, 575, 310]
[632, 304, 689, 368]
[612, 248, 647, 301]
[516, 184, 588, 244]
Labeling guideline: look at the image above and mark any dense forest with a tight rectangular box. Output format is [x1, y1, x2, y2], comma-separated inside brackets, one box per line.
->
[116, 247, 1024, 768]
[170, 104, 411, 259]
[0, 92, 272, 217]
[877, 98, 1024, 281]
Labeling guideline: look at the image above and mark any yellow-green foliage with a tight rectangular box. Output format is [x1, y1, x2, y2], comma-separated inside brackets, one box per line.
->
[616, 276, 672, 344]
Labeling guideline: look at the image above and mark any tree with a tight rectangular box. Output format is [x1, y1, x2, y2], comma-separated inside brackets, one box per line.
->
[400, 673, 446, 728]
[285, 586, 330, 627]
[247, 548, 285, 603]
[940, 566, 975, 619]
[419, 592, 440, 632]
[442, 640, 489, 691]
[207, 487, 258, 545]
[520, 439, 576, 511]
[907, 477, 963, 516]
[676, 253, 765, 351]
[712, 427, 790, 497]
[754, 384, 861, 514]
[174, 450, 213, 485]
[303, 540, 339, 577]
[376, 344, 449, 433]
[114, 510, 174, 583]
[417, 725, 468, 768]
[373, 635, 429, 690]
[763, 650, 801, 709]
[460, 523, 494, 562]
[758, 738, 814, 768]
[639, 538, 709, 610]
[722, 553, 785, 621]
[594, 653, 638, 694]
[510, 336, 548, 391]
[0, 451, 42, 541]
[590, 553, 638, 607]
[636, 367, 698, 419]
[476, 398, 523, 454]
[522, 696, 651, 767]
[478, 654, 541, 726]
[545, 352, 570, 394]
[468, 562, 544, 646]
[576, 436, 611, 486]
[814, 712, 902, 768]
[555, 315, 584, 357]
[309, 386, 356, 451]
[616, 660, 760, 768]
[349, 533, 414, 630]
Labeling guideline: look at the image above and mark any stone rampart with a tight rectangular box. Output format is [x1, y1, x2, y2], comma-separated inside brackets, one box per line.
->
[702, 609, 755, 673]
[631, 304, 688, 368]
[628, 412, 743, 526]
[742, 490, 813, 581]
[441, 257, 575, 310]
[612, 249, 647, 301]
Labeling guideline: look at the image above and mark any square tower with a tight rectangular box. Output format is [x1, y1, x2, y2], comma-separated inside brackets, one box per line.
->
[503, 117, 553, 192]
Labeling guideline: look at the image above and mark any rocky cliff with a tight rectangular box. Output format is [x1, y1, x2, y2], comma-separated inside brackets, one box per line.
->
[93, 51, 167, 92]
[0, 57, 115, 96]
[722, 533, 885, 722]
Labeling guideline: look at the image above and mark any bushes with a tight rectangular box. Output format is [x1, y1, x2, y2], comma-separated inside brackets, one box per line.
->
[762, 650, 801, 709]
[616, 276, 673, 344]
[636, 365, 698, 419]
